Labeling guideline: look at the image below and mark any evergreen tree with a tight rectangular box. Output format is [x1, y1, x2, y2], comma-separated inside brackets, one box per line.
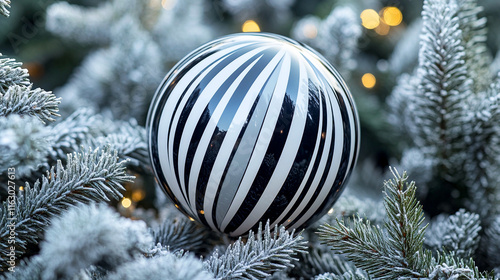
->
[2, 0, 500, 279]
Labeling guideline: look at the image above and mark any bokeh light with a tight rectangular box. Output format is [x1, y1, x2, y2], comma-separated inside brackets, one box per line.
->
[121, 197, 132, 208]
[383, 7, 403, 26]
[375, 22, 390, 35]
[303, 23, 318, 39]
[362, 73, 376, 88]
[360, 9, 380, 29]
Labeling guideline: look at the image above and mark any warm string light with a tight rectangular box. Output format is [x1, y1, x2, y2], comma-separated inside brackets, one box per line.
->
[362, 73, 376, 89]
[121, 197, 132, 208]
[131, 189, 146, 202]
[360, 9, 380, 29]
[242, 20, 261, 32]
[383, 7, 403, 26]
[360, 7, 403, 35]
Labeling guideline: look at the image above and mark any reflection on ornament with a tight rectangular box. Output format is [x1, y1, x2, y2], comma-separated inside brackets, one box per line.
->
[147, 33, 360, 236]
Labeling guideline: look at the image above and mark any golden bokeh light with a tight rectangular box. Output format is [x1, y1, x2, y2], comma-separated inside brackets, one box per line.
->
[131, 189, 146, 202]
[375, 21, 390, 35]
[121, 198, 132, 208]
[242, 20, 261, 32]
[303, 23, 318, 39]
[360, 9, 380, 29]
[382, 7, 403, 26]
[362, 73, 376, 89]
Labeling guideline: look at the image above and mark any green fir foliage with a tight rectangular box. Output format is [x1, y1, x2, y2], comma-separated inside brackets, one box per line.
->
[318, 169, 492, 279]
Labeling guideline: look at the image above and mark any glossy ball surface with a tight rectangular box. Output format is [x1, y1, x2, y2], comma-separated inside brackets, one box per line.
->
[147, 33, 360, 236]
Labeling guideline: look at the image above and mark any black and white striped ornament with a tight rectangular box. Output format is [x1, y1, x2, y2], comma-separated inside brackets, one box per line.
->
[147, 33, 360, 237]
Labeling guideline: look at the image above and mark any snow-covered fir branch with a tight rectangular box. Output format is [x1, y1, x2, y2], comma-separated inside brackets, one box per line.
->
[463, 77, 500, 219]
[314, 271, 371, 280]
[413, 0, 472, 178]
[291, 6, 361, 77]
[32, 203, 151, 279]
[484, 216, 500, 273]
[0, 85, 60, 124]
[45, 108, 104, 162]
[84, 119, 149, 168]
[0, 54, 30, 93]
[151, 216, 211, 253]
[425, 209, 481, 259]
[319, 169, 431, 279]
[0, 147, 133, 270]
[46, 0, 143, 45]
[291, 248, 363, 279]
[456, 0, 491, 92]
[204, 221, 307, 280]
[108, 250, 214, 280]
[0, 115, 49, 178]
[0, 0, 10, 17]
[318, 169, 491, 280]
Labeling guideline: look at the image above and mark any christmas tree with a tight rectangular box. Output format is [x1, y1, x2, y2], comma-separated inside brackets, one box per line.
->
[2, 0, 500, 279]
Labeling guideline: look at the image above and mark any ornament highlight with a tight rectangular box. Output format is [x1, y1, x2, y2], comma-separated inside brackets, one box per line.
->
[147, 33, 360, 236]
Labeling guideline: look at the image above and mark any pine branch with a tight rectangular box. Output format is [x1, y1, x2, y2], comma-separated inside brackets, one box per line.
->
[314, 271, 371, 280]
[426, 209, 481, 259]
[0, 115, 49, 178]
[46, 1, 115, 45]
[431, 252, 493, 279]
[456, 0, 491, 92]
[86, 120, 149, 167]
[464, 78, 500, 219]
[0, 0, 10, 17]
[38, 203, 152, 279]
[204, 221, 307, 280]
[291, 248, 361, 279]
[108, 251, 214, 280]
[411, 0, 473, 179]
[384, 169, 428, 272]
[318, 169, 432, 279]
[0, 147, 133, 270]
[318, 168, 494, 280]
[0, 54, 30, 92]
[484, 215, 500, 268]
[0, 85, 61, 123]
[151, 216, 209, 253]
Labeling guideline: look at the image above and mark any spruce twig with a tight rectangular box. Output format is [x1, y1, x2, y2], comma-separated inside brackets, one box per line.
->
[151, 216, 209, 253]
[0, 147, 133, 270]
[318, 169, 430, 279]
[0, 85, 61, 124]
[318, 168, 493, 280]
[0, 0, 9, 17]
[204, 221, 307, 280]
[0, 54, 29, 92]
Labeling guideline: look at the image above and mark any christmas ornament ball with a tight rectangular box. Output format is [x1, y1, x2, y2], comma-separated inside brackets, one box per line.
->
[147, 33, 360, 237]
